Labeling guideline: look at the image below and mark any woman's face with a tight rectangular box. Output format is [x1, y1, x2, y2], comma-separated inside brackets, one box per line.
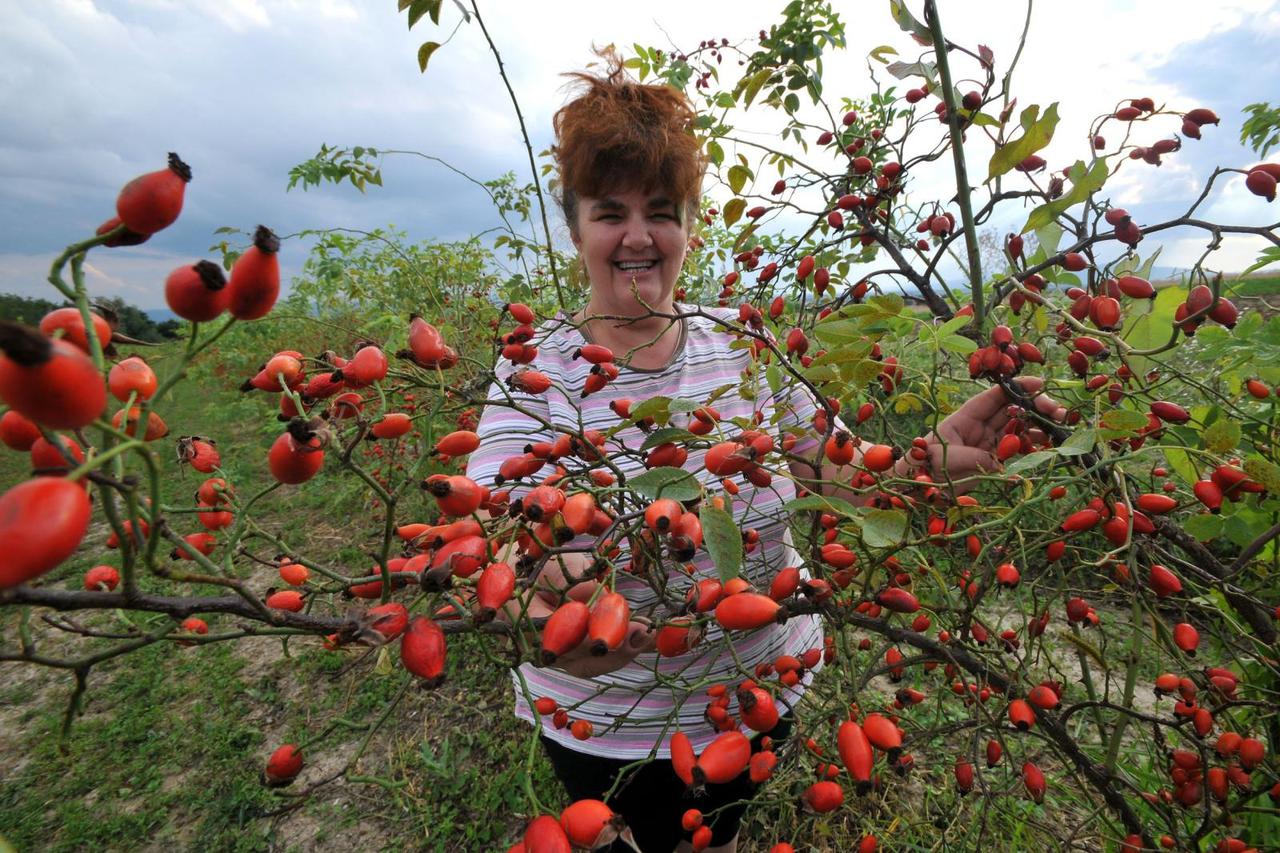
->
[572, 188, 690, 316]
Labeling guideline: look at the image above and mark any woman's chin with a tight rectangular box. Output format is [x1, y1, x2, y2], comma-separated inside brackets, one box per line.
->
[603, 275, 672, 314]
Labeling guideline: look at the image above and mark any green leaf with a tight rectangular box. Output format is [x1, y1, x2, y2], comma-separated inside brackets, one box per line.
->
[630, 396, 672, 423]
[1123, 284, 1182, 359]
[987, 103, 1060, 182]
[787, 494, 862, 518]
[940, 334, 977, 355]
[868, 293, 905, 316]
[1034, 220, 1063, 256]
[728, 165, 751, 195]
[869, 44, 898, 64]
[863, 508, 906, 548]
[731, 222, 758, 252]
[723, 198, 746, 228]
[1183, 514, 1224, 541]
[640, 427, 697, 451]
[765, 362, 782, 396]
[1057, 428, 1096, 456]
[885, 59, 937, 83]
[813, 318, 863, 346]
[1162, 446, 1200, 488]
[893, 393, 924, 414]
[813, 342, 875, 367]
[1005, 450, 1057, 474]
[668, 397, 700, 414]
[406, 0, 436, 28]
[888, 0, 933, 45]
[1099, 408, 1149, 434]
[937, 314, 974, 337]
[1241, 245, 1280, 276]
[1244, 455, 1280, 493]
[1134, 246, 1163, 281]
[706, 139, 725, 167]
[417, 40, 441, 73]
[852, 359, 885, 387]
[740, 68, 771, 108]
[627, 467, 702, 502]
[1022, 158, 1109, 233]
[1202, 418, 1241, 454]
[1224, 511, 1261, 548]
[701, 505, 743, 583]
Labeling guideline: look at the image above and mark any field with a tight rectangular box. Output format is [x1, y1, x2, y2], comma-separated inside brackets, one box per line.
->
[2, 279, 1275, 852]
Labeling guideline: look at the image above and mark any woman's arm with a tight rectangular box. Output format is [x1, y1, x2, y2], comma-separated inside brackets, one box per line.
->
[786, 376, 1064, 500]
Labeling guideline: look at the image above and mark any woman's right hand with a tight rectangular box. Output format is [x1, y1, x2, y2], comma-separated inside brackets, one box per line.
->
[512, 553, 656, 679]
[540, 615, 656, 679]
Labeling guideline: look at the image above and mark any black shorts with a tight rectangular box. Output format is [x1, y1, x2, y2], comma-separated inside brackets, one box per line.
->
[539, 717, 791, 853]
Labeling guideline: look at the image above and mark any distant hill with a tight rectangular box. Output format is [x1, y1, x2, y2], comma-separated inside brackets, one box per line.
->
[144, 308, 179, 323]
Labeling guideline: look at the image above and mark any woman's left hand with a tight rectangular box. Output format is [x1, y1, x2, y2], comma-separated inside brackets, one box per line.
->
[913, 376, 1066, 492]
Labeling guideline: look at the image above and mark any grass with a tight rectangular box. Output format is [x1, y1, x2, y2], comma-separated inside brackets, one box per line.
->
[0, 641, 276, 851]
[1225, 274, 1280, 297]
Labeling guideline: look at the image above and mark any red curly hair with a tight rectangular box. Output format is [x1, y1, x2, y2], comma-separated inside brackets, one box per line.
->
[553, 48, 707, 236]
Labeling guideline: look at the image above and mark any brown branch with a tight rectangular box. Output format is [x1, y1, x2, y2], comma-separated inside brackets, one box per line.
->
[1150, 517, 1277, 644]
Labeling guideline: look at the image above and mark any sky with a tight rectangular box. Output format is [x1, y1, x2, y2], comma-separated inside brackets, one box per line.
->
[1, 0, 1278, 310]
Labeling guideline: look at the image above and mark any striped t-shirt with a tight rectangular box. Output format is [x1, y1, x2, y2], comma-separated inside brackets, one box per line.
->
[465, 305, 825, 759]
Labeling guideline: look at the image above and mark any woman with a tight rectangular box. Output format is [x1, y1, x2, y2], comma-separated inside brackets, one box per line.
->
[465, 53, 1063, 853]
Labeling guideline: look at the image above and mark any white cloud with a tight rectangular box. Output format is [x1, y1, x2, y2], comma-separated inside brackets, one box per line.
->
[1159, 233, 1273, 273]
[1108, 160, 1202, 208]
[140, 0, 271, 30]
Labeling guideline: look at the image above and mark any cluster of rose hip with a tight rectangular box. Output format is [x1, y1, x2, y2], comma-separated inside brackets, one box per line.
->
[709, 107, 905, 268]
[912, 209, 955, 252]
[0, 153, 286, 594]
[966, 321, 1044, 384]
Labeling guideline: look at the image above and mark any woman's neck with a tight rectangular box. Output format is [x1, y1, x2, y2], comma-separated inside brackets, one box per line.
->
[575, 298, 685, 370]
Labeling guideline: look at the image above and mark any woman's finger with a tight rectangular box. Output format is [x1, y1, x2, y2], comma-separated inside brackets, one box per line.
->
[1010, 376, 1066, 423]
[625, 621, 656, 652]
[1026, 428, 1049, 446]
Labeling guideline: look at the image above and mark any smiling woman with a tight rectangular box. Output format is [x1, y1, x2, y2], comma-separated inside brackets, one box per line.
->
[463, 49, 830, 853]
[552, 55, 709, 371]
[463, 45, 1065, 853]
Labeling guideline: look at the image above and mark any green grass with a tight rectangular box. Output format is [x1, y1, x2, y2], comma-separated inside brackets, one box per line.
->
[1226, 274, 1280, 297]
[0, 641, 276, 852]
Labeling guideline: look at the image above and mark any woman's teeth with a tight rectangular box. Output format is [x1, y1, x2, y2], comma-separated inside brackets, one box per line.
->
[615, 260, 657, 272]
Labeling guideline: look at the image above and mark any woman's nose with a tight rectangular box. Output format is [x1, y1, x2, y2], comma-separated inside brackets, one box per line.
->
[620, 216, 654, 249]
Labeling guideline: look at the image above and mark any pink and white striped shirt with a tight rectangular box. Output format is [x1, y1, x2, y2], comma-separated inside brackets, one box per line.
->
[465, 306, 825, 758]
